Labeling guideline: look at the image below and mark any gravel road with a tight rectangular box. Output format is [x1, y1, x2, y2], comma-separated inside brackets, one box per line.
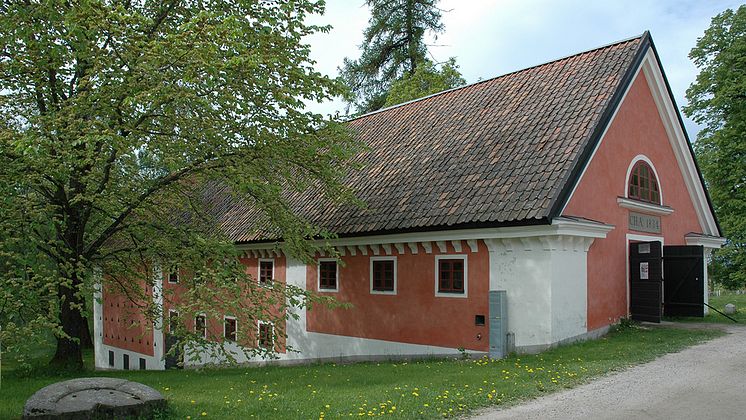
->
[471, 323, 746, 420]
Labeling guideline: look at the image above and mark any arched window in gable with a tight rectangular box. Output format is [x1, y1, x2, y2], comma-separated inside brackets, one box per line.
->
[628, 161, 660, 204]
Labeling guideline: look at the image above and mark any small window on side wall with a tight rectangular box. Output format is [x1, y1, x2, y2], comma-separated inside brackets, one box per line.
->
[371, 257, 396, 294]
[224, 316, 237, 342]
[195, 314, 207, 339]
[259, 259, 274, 287]
[168, 309, 179, 333]
[628, 161, 660, 204]
[318, 259, 338, 292]
[258, 321, 273, 349]
[167, 266, 179, 284]
[435, 255, 468, 297]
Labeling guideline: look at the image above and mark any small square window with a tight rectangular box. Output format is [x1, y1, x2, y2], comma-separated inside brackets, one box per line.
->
[435, 255, 468, 297]
[224, 317, 237, 342]
[318, 260, 338, 291]
[439, 259, 464, 293]
[258, 322, 273, 349]
[259, 260, 274, 286]
[167, 267, 179, 284]
[475, 315, 486, 326]
[195, 314, 207, 339]
[370, 257, 397, 294]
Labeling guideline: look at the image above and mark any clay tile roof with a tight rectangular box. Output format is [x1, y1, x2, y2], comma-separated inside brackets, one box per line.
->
[215, 34, 647, 243]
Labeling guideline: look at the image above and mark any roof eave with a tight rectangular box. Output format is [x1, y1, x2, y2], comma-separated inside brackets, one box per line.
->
[233, 217, 552, 246]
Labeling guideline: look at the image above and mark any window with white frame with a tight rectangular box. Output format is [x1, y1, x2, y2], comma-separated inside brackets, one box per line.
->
[318, 259, 338, 292]
[435, 255, 468, 297]
[195, 314, 207, 339]
[258, 321, 274, 349]
[628, 160, 661, 204]
[168, 309, 179, 333]
[259, 259, 274, 287]
[224, 316, 237, 342]
[370, 256, 397, 294]
[167, 266, 179, 284]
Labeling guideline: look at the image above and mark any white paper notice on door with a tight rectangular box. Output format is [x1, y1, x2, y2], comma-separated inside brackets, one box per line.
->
[640, 262, 649, 280]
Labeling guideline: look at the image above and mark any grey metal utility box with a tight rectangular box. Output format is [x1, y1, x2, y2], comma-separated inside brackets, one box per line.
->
[489, 290, 508, 359]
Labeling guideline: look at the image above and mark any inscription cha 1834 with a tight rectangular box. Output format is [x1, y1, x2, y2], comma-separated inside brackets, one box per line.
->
[629, 212, 661, 234]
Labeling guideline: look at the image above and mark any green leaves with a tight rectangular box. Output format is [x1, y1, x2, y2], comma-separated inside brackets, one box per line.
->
[383, 58, 465, 108]
[339, 0, 447, 114]
[684, 5, 746, 290]
[0, 0, 361, 367]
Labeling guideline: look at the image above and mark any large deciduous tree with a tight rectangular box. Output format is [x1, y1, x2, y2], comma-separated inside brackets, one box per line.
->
[0, 0, 358, 370]
[340, 0, 457, 114]
[684, 5, 746, 290]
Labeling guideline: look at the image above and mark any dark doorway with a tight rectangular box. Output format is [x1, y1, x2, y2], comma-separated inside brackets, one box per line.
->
[663, 245, 705, 317]
[629, 241, 663, 322]
[164, 334, 183, 369]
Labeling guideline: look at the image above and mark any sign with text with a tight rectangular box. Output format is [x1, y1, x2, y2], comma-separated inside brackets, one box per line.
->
[629, 212, 661, 234]
[640, 262, 649, 280]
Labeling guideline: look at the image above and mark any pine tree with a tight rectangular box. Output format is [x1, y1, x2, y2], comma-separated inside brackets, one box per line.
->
[340, 0, 448, 113]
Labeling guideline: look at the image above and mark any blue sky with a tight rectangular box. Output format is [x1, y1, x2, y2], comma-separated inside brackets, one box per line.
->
[305, 0, 742, 140]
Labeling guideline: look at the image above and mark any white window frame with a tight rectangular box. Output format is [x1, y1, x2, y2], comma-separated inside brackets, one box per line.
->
[624, 154, 664, 203]
[257, 320, 274, 349]
[317, 258, 339, 292]
[194, 313, 207, 339]
[168, 309, 179, 333]
[167, 267, 179, 284]
[223, 315, 237, 342]
[434, 254, 468, 298]
[258, 258, 275, 287]
[370, 256, 397, 295]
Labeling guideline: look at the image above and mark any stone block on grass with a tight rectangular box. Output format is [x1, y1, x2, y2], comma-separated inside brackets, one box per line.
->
[23, 377, 166, 419]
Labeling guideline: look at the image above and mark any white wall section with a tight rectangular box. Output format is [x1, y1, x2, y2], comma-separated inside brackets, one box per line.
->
[485, 224, 604, 351]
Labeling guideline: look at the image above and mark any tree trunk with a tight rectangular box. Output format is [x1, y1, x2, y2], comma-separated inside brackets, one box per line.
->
[406, 0, 417, 74]
[50, 280, 85, 370]
[80, 316, 94, 349]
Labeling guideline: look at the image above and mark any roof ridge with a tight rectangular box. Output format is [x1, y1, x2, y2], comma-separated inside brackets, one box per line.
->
[348, 32, 647, 121]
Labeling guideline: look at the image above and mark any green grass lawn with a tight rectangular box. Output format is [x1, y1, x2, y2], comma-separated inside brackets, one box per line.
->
[666, 292, 746, 324]
[0, 326, 722, 419]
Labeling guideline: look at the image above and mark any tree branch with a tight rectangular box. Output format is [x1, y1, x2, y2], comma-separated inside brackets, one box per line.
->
[83, 161, 206, 258]
[147, 1, 178, 38]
